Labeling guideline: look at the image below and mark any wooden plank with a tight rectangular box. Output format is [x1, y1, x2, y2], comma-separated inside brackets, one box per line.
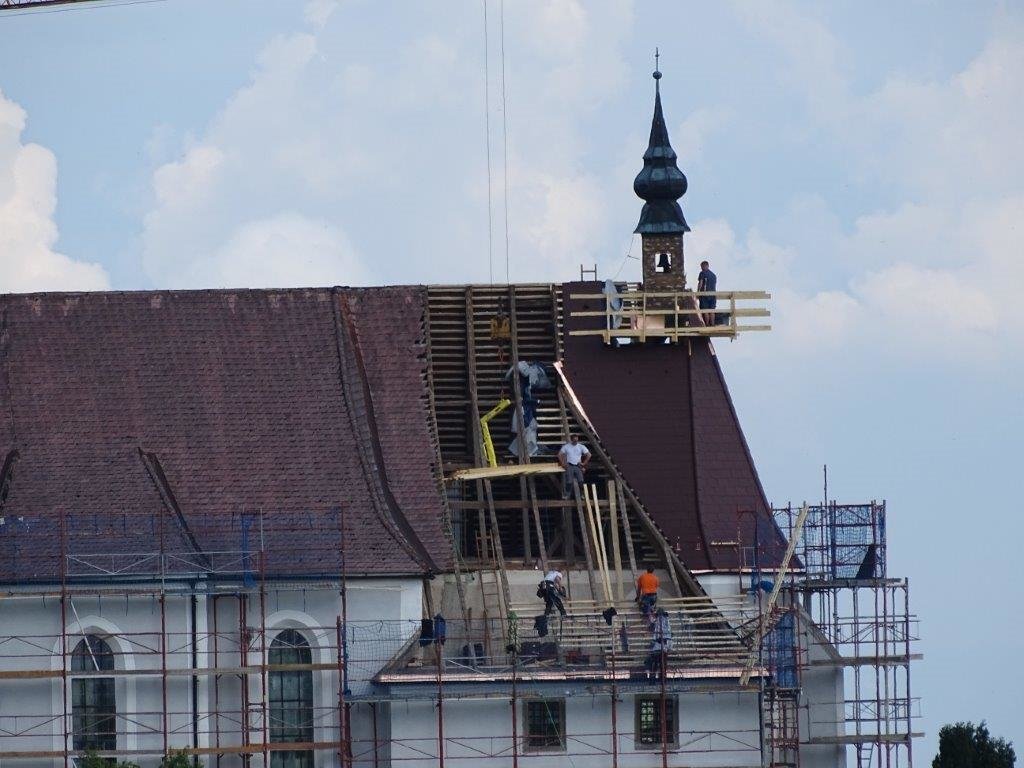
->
[464, 288, 489, 561]
[447, 463, 563, 481]
[570, 307, 770, 318]
[608, 480, 624, 601]
[507, 286, 533, 567]
[553, 361, 705, 599]
[617, 482, 639, 587]
[568, 290, 771, 300]
[527, 475, 549, 573]
[571, 478, 600, 602]
[567, 325, 771, 338]
[483, 479, 511, 626]
[584, 484, 613, 604]
[424, 298, 472, 628]
[551, 283, 575, 565]
[449, 498, 578, 510]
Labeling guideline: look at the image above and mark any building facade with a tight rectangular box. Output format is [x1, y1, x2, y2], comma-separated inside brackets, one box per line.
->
[0, 70, 917, 768]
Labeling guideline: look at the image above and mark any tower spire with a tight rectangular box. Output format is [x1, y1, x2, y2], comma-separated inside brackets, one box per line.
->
[633, 61, 689, 235]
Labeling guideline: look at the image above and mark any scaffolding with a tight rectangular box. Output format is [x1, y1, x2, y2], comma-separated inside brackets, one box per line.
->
[0, 499, 920, 767]
[771, 502, 921, 768]
[0, 499, 777, 768]
[0, 283, 920, 768]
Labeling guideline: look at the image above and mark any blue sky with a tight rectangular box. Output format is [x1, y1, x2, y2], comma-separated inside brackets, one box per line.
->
[2, 0, 1022, 757]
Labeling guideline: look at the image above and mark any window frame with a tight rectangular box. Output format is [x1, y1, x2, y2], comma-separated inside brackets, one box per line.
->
[522, 698, 567, 752]
[634, 694, 678, 749]
[70, 635, 117, 753]
[268, 629, 315, 768]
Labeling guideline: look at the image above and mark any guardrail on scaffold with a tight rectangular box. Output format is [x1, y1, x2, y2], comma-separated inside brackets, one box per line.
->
[567, 289, 771, 343]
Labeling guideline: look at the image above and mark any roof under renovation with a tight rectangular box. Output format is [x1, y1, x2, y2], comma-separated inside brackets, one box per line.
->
[0, 282, 785, 583]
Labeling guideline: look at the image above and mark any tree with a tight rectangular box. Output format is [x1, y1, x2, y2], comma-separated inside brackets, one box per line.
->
[79, 751, 141, 768]
[933, 721, 1016, 767]
[159, 750, 194, 768]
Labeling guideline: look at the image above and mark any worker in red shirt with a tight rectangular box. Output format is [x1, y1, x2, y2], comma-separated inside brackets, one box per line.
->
[635, 567, 660, 627]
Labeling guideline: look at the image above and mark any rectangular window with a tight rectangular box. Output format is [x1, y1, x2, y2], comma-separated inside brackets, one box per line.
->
[635, 695, 677, 747]
[71, 677, 117, 751]
[524, 699, 565, 751]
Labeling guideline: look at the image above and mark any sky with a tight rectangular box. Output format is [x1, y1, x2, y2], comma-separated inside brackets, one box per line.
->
[1, 0, 1022, 757]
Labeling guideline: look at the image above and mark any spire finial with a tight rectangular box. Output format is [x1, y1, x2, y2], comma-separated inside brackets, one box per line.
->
[632, 51, 690, 236]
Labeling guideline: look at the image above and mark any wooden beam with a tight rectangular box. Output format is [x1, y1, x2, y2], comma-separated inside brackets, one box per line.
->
[464, 287, 488, 561]
[528, 475, 549, 573]
[617, 482, 639, 586]
[588, 484, 614, 604]
[570, 307, 771, 318]
[568, 290, 771, 300]
[608, 480, 625, 601]
[450, 498, 579, 510]
[567, 326, 771, 339]
[507, 286, 534, 566]
[571, 479, 600, 602]
[483, 479, 512, 623]
[448, 463, 563, 481]
[553, 362, 706, 599]
[423, 296, 472, 627]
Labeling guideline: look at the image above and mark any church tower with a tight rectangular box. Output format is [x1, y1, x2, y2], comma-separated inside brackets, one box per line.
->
[633, 62, 690, 292]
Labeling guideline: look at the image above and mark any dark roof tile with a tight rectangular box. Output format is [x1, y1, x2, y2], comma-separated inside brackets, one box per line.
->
[0, 288, 451, 583]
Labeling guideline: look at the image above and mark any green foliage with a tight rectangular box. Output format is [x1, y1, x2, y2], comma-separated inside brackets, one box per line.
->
[78, 751, 140, 768]
[159, 750, 195, 768]
[933, 721, 1016, 768]
[78, 752, 109, 768]
[78, 749, 193, 768]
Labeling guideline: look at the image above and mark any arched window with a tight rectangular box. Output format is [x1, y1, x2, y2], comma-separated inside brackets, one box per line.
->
[71, 635, 116, 752]
[268, 629, 314, 768]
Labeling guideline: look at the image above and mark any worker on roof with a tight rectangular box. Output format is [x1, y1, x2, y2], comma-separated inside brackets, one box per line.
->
[645, 608, 673, 681]
[697, 260, 717, 326]
[635, 567, 660, 627]
[558, 433, 591, 500]
[538, 569, 568, 618]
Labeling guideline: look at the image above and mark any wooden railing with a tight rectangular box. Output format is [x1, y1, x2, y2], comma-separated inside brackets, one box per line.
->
[568, 289, 771, 343]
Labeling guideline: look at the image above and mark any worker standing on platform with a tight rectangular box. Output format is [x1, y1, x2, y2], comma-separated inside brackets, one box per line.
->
[539, 569, 568, 617]
[645, 608, 673, 680]
[635, 567, 660, 627]
[697, 260, 717, 326]
[558, 433, 591, 499]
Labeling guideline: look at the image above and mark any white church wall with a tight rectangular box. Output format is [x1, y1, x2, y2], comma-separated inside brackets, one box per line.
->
[0, 577, 422, 768]
[386, 690, 763, 768]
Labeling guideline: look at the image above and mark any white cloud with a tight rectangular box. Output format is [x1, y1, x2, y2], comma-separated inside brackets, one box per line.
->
[140, 1, 636, 289]
[705, 14, 1024, 366]
[200, 212, 369, 288]
[0, 90, 109, 293]
[674, 107, 729, 165]
[303, 0, 337, 29]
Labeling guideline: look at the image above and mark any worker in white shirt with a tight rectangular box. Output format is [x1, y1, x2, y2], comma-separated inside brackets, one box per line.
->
[539, 569, 568, 617]
[558, 433, 591, 499]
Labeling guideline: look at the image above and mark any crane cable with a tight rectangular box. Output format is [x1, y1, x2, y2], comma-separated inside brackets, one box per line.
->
[482, 0, 494, 285]
[498, 0, 510, 285]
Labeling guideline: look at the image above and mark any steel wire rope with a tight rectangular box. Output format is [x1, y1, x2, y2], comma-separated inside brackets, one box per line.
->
[498, 0, 511, 285]
[482, 0, 495, 284]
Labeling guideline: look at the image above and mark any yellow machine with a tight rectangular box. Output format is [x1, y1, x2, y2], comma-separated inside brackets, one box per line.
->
[479, 398, 511, 467]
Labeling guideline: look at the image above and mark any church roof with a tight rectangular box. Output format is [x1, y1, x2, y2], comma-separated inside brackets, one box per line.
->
[0, 288, 452, 583]
[561, 282, 788, 571]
